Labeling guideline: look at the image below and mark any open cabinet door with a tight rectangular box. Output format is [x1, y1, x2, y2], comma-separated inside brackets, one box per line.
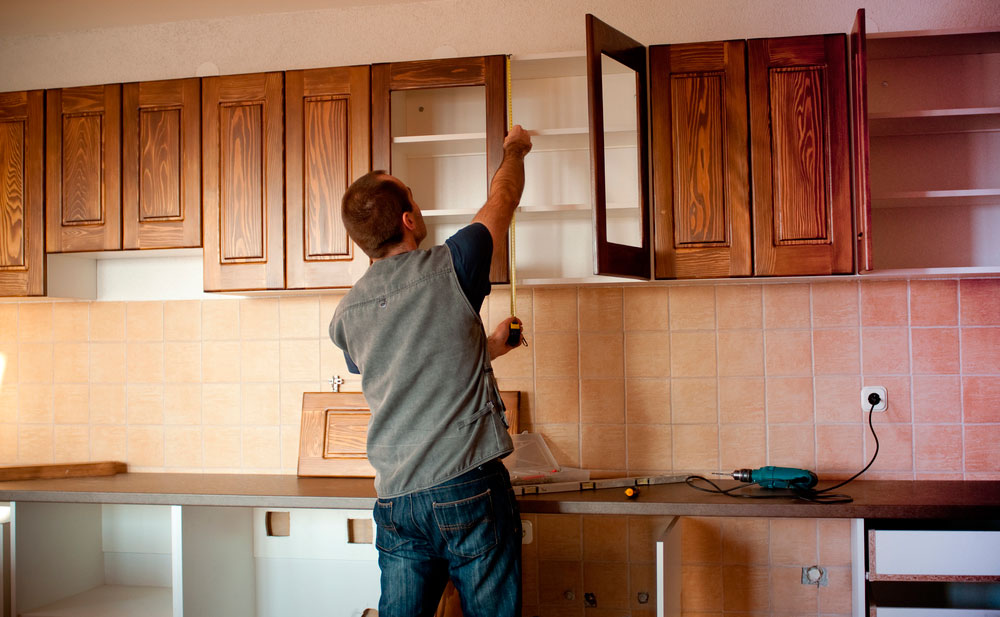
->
[586, 14, 651, 279]
[852, 8, 873, 272]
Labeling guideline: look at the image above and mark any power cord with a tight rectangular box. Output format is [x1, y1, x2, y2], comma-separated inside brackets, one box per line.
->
[686, 393, 882, 504]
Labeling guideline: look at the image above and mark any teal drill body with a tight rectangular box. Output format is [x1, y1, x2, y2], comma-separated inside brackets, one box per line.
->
[732, 466, 818, 489]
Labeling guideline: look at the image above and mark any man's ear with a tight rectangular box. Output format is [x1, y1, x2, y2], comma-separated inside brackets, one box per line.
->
[401, 211, 416, 230]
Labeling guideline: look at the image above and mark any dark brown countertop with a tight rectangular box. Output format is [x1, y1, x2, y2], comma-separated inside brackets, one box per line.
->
[1, 474, 998, 520]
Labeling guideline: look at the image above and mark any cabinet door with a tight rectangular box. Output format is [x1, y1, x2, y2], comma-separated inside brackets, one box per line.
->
[650, 40, 751, 279]
[748, 35, 853, 276]
[122, 78, 201, 250]
[0, 90, 45, 296]
[285, 66, 370, 289]
[45, 84, 121, 253]
[202, 72, 285, 291]
[851, 9, 873, 273]
[371, 56, 508, 282]
[586, 14, 651, 279]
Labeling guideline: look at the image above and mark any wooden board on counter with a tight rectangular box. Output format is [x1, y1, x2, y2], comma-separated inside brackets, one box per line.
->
[0, 461, 127, 482]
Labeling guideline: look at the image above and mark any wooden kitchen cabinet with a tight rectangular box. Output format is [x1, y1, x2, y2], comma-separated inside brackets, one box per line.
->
[122, 78, 202, 250]
[285, 65, 371, 289]
[372, 55, 509, 282]
[45, 84, 122, 253]
[0, 90, 45, 297]
[201, 72, 285, 292]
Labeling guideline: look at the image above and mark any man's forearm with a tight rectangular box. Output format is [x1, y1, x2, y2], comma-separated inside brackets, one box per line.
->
[472, 126, 531, 249]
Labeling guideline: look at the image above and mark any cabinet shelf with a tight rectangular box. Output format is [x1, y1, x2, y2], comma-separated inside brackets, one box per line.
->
[422, 202, 640, 223]
[872, 189, 1000, 208]
[21, 585, 171, 617]
[869, 107, 1000, 136]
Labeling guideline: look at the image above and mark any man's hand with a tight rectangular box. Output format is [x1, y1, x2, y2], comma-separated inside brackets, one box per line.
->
[503, 124, 532, 158]
[473, 125, 532, 251]
[487, 316, 524, 360]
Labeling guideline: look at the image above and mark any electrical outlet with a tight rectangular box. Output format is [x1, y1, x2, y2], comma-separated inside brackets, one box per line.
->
[521, 519, 533, 544]
[861, 386, 887, 412]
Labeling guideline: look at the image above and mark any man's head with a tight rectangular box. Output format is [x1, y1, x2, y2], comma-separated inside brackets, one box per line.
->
[341, 171, 426, 259]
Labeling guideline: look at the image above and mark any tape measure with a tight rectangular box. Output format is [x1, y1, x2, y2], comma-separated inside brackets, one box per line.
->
[505, 56, 524, 348]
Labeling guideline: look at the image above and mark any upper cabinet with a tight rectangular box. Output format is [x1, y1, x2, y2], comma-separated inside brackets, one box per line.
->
[371, 56, 508, 282]
[0, 90, 45, 297]
[46, 84, 121, 253]
[285, 66, 371, 290]
[122, 78, 202, 250]
[593, 15, 854, 279]
[202, 72, 285, 292]
[856, 13, 1000, 272]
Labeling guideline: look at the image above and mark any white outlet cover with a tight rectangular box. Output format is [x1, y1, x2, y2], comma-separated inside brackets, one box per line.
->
[861, 386, 887, 412]
[521, 519, 533, 544]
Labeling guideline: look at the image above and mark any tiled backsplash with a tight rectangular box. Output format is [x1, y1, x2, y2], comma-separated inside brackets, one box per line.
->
[1, 277, 997, 616]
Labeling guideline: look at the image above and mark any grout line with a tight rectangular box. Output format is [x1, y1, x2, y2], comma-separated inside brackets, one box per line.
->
[957, 280, 966, 480]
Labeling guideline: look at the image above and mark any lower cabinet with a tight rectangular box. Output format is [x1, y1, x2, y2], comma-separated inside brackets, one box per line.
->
[9, 503, 380, 617]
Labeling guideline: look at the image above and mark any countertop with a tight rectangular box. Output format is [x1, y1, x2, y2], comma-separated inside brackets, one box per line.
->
[1, 473, 999, 519]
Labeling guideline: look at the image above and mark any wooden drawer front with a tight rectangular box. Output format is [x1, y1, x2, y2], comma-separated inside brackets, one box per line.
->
[870, 529, 1000, 581]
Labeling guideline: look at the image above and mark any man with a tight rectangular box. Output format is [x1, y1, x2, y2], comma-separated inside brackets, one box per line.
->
[330, 125, 533, 617]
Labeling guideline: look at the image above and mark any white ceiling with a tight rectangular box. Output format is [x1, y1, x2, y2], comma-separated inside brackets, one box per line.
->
[0, 0, 426, 37]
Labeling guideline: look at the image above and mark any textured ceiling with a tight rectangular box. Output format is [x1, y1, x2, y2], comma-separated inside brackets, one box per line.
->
[0, 0, 426, 37]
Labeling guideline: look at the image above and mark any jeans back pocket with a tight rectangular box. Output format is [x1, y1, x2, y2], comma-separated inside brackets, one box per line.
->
[373, 499, 408, 553]
[432, 488, 498, 558]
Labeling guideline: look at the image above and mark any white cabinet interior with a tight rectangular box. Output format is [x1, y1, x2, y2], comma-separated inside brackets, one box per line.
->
[391, 52, 641, 284]
[866, 31, 1000, 272]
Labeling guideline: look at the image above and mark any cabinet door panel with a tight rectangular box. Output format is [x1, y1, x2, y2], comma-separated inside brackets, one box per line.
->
[0, 90, 44, 296]
[749, 35, 853, 276]
[202, 72, 284, 291]
[123, 78, 201, 250]
[286, 66, 371, 289]
[46, 84, 121, 253]
[651, 40, 751, 279]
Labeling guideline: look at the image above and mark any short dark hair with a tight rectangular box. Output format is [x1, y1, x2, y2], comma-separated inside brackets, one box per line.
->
[341, 170, 412, 258]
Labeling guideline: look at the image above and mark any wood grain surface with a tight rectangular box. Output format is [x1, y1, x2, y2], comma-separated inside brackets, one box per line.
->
[0, 89, 44, 296]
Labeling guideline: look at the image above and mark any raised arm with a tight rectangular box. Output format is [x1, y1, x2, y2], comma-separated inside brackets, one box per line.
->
[472, 125, 532, 251]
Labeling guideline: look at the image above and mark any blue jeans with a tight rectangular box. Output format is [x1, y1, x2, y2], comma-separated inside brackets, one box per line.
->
[372, 459, 522, 617]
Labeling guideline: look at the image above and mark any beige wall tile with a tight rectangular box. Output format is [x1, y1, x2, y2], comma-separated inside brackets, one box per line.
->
[960, 327, 1000, 374]
[625, 331, 670, 378]
[814, 375, 861, 423]
[281, 424, 300, 472]
[765, 376, 814, 424]
[763, 283, 811, 329]
[812, 280, 859, 328]
[578, 287, 622, 331]
[813, 327, 861, 375]
[626, 423, 671, 472]
[19, 424, 53, 463]
[53, 383, 89, 424]
[243, 425, 280, 469]
[320, 338, 354, 383]
[722, 518, 770, 565]
[682, 564, 724, 611]
[629, 563, 657, 611]
[202, 383, 241, 425]
[18, 383, 52, 423]
[722, 564, 770, 612]
[90, 383, 126, 424]
[770, 565, 818, 613]
[0, 342, 18, 384]
[764, 330, 812, 376]
[202, 341, 241, 382]
[534, 332, 579, 379]
[279, 296, 320, 339]
[164, 341, 202, 383]
[818, 519, 853, 567]
[18, 303, 53, 342]
[91, 425, 126, 461]
[717, 330, 763, 376]
[768, 424, 816, 470]
[280, 382, 322, 425]
[625, 378, 669, 424]
[865, 423, 914, 473]
[53, 342, 89, 383]
[816, 424, 864, 472]
[719, 377, 765, 424]
[52, 302, 90, 342]
[537, 514, 581, 561]
[164, 425, 204, 469]
[90, 302, 125, 341]
[242, 382, 280, 425]
[716, 284, 762, 329]
[819, 566, 853, 614]
[280, 339, 320, 382]
[126, 301, 164, 341]
[203, 426, 242, 469]
[126, 342, 164, 383]
[487, 288, 533, 337]
[680, 517, 723, 565]
[769, 519, 817, 565]
[720, 423, 766, 470]
[582, 561, 630, 609]
[19, 342, 53, 382]
[580, 378, 624, 424]
[0, 304, 18, 340]
[535, 423, 580, 467]
[670, 378, 717, 424]
[536, 559, 582, 607]
[623, 287, 668, 331]
[240, 298, 280, 340]
[127, 425, 164, 468]
[861, 327, 911, 375]
[241, 340, 280, 382]
[90, 342, 125, 383]
[0, 423, 16, 463]
[318, 294, 343, 339]
[164, 383, 202, 425]
[0, 387, 18, 423]
[163, 300, 202, 341]
[534, 378, 579, 424]
[669, 286, 715, 330]
[533, 288, 578, 332]
[672, 424, 719, 472]
[490, 337, 534, 378]
[628, 515, 677, 564]
[54, 424, 90, 462]
[202, 300, 240, 340]
[127, 384, 163, 424]
[910, 279, 958, 326]
[580, 423, 626, 470]
[670, 331, 716, 377]
[582, 516, 629, 563]
[960, 278, 1000, 325]
[861, 280, 908, 326]
[579, 332, 623, 378]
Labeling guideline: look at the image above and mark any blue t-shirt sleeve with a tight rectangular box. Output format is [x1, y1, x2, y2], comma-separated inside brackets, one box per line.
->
[445, 222, 493, 312]
[344, 351, 360, 374]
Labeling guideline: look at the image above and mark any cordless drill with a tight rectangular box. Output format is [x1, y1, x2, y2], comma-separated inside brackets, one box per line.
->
[723, 466, 818, 489]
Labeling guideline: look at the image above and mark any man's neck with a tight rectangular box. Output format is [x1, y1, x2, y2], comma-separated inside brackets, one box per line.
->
[373, 238, 418, 262]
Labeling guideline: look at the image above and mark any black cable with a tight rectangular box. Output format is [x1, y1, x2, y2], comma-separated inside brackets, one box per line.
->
[685, 402, 881, 505]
